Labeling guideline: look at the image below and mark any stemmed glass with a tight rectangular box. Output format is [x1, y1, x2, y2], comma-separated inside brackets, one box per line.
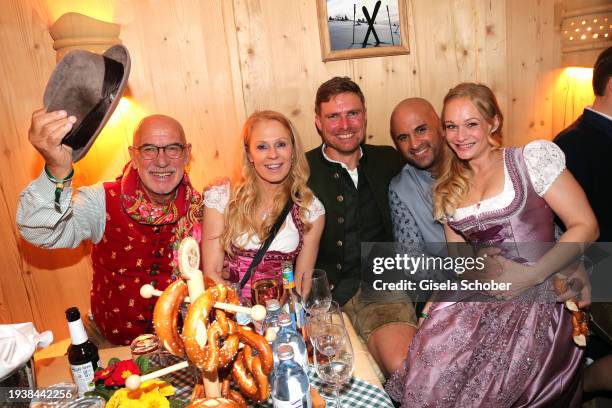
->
[303, 300, 345, 359]
[313, 323, 354, 408]
[301, 269, 332, 315]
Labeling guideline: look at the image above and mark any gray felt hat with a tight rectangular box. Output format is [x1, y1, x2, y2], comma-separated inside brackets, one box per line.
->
[43, 44, 130, 162]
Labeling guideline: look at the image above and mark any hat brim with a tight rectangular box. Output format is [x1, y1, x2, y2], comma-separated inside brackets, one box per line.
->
[73, 44, 130, 162]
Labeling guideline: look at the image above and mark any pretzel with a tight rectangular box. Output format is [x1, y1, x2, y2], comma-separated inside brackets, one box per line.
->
[237, 326, 273, 375]
[152, 279, 188, 356]
[221, 378, 247, 408]
[187, 397, 241, 408]
[553, 275, 589, 347]
[231, 350, 258, 400]
[251, 354, 269, 402]
[230, 340, 271, 402]
[183, 286, 221, 369]
[218, 333, 240, 369]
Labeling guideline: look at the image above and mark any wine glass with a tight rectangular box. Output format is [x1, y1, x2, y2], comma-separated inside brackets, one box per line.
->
[301, 269, 332, 314]
[313, 323, 354, 408]
[303, 301, 345, 358]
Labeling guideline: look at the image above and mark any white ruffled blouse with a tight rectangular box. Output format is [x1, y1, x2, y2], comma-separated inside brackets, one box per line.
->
[452, 140, 566, 221]
[204, 182, 325, 252]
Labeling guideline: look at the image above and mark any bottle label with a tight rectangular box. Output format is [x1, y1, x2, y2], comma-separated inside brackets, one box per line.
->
[282, 269, 296, 289]
[273, 387, 312, 408]
[283, 302, 304, 330]
[70, 361, 98, 395]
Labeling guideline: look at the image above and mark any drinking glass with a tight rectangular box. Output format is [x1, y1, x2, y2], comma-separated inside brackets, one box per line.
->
[130, 333, 162, 365]
[301, 269, 332, 315]
[304, 301, 344, 340]
[251, 278, 283, 306]
[313, 323, 354, 408]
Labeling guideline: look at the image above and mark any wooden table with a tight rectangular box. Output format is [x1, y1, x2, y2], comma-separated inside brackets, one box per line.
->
[34, 317, 384, 390]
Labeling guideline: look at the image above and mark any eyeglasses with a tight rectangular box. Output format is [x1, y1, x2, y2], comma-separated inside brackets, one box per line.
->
[134, 143, 186, 160]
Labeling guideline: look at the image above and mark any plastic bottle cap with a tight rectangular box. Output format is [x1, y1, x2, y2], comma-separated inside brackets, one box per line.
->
[277, 344, 294, 360]
[265, 299, 281, 311]
[278, 313, 292, 326]
[65, 307, 81, 322]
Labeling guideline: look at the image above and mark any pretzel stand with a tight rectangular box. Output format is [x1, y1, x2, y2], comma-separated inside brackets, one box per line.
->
[178, 237, 221, 398]
[131, 237, 272, 408]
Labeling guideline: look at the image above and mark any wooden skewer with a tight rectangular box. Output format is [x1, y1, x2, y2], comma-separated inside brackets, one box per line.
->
[140, 284, 191, 302]
[139, 285, 267, 321]
[214, 302, 267, 321]
[125, 360, 189, 390]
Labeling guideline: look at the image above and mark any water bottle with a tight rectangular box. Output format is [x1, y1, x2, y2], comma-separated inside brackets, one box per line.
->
[281, 262, 304, 330]
[263, 299, 282, 344]
[273, 314, 308, 370]
[272, 344, 312, 408]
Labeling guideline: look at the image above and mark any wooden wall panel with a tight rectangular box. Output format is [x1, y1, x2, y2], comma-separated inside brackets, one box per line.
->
[506, 0, 560, 147]
[0, 0, 245, 340]
[232, 0, 353, 149]
[1, 0, 564, 341]
[410, 0, 508, 120]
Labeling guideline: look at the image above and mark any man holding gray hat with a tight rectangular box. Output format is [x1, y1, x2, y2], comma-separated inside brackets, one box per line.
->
[16, 45, 203, 346]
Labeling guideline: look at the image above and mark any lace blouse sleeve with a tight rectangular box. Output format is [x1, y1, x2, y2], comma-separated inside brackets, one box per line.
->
[203, 181, 230, 213]
[306, 195, 325, 222]
[523, 140, 566, 196]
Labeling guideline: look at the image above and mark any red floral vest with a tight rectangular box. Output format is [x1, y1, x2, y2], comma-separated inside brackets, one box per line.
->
[90, 179, 199, 345]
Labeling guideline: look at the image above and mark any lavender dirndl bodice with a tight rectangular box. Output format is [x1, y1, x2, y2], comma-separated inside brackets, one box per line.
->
[225, 205, 305, 300]
[386, 147, 583, 407]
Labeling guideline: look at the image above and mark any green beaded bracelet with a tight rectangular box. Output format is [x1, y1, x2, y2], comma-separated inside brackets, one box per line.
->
[44, 165, 74, 211]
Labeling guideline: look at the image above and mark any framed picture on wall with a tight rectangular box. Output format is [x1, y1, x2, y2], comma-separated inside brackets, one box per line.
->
[316, 0, 410, 61]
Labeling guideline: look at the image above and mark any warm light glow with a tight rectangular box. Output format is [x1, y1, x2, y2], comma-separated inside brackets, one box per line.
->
[565, 67, 594, 80]
[552, 67, 595, 137]
[75, 97, 148, 185]
[593, 33, 599, 39]
[107, 97, 145, 128]
[46, 2, 115, 23]
[581, 34, 587, 40]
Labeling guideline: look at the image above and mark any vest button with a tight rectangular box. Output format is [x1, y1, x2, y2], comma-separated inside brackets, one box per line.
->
[337, 217, 344, 224]
[152, 226, 160, 233]
[154, 250, 162, 258]
[150, 264, 160, 275]
[334, 172, 340, 179]
[336, 240, 343, 247]
[336, 195, 344, 202]
[336, 263, 342, 270]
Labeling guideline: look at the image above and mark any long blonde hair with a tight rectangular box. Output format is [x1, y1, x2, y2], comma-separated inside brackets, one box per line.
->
[433, 82, 504, 221]
[221, 110, 314, 256]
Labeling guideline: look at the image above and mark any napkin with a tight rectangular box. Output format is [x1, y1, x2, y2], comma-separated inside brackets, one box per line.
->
[0, 322, 53, 379]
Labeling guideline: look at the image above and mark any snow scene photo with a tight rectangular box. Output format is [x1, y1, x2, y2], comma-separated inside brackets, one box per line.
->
[326, 0, 401, 50]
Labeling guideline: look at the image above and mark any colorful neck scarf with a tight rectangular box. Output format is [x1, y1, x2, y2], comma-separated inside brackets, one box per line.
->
[119, 162, 203, 275]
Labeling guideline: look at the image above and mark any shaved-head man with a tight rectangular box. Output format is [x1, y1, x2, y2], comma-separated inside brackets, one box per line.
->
[18, 111, 201, 346]
[388, 97, 447, 249]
